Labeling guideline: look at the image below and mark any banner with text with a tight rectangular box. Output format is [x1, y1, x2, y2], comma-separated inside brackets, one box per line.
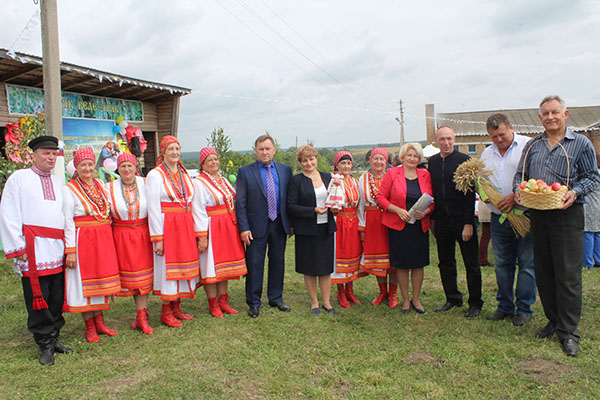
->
[6, 84, 144, 121]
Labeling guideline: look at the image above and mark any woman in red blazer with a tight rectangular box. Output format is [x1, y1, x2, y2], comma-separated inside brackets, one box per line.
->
[377, 143, 434, 314]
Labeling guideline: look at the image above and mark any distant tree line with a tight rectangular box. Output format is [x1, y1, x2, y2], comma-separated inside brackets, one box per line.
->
[181, 127, 425, 176]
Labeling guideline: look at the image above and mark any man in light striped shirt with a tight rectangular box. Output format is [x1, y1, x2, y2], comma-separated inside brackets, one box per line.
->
[513, 95, 600, 357]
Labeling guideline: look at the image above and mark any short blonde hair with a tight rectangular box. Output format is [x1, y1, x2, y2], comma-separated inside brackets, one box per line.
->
[296, 145, 318, 162]
[398, 143, 424, 164]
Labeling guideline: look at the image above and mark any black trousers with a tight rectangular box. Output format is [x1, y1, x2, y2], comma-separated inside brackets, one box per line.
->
[530, 204, 583, 342]
[434, 218, 483, 308]
[22, 271, 65, 336]
[245, 216, 287, 308]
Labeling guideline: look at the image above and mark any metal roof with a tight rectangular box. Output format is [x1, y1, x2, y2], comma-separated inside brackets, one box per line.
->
[0, 48, 191, 102]
[437, 106, 600, 137]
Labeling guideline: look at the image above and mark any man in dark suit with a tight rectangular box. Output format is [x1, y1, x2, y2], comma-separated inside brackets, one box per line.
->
[236, 135, 293, 318]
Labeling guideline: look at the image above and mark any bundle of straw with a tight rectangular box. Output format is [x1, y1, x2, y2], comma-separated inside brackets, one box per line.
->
[453, 159, 530, 238]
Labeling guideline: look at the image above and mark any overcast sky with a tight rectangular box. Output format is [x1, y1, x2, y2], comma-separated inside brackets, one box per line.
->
[2, 0, 599, 151]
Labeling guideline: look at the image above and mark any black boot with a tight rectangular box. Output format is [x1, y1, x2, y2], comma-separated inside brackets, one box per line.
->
[51, 330, 73, 354]
[33, 333, 55, 366]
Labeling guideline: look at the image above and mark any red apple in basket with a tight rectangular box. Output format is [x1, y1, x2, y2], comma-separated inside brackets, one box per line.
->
[551, 182, 562, 191]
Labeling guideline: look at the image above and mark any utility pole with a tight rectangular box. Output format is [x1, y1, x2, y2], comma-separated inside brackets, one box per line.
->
[40, 0, 64, 181]
[395, 99, 405, 147]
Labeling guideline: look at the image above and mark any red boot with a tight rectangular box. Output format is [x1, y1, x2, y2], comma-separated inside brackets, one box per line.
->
[218, 294, 239, 314]
[388, 283, 398, 308]
[345, 282, 360, 304]
[208, 297, 224, 317]
[371, 281, 388, 305]
[84, 317, 100, 343]
[94, 313, 118, 336]
[161, 303, 183, 327]
[171, 300, 194, 320]
[131, 308, 154, 335]
[337, 284, 351, 308]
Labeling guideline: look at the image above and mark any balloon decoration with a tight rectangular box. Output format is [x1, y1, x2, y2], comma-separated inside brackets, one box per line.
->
[112, 116, 147, 158]
[66, 160, 75, 175]
[103, 158, 117, 172]
[228, 174, 237, 184]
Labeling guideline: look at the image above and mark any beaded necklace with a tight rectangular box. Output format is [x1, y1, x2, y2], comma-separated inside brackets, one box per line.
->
[343, 176, 359, 208]
[368, 169, 386, 202]
[120, 179, 140, 220]
[76, 178, 109, 221]
[203, 171, 235, 213]
[162, 162, 188, 211]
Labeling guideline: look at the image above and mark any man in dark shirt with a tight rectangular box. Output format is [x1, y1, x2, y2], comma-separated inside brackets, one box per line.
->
[428, 126, 483, 318]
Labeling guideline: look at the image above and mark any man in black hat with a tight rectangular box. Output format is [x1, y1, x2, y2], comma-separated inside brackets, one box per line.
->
[0, 135, 72, 365]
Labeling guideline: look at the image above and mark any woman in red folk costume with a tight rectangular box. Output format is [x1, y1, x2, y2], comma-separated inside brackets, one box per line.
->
[330, 151, 364, 308]
[63, 147, 121, 343]
[146, 135, 200, 327]
[106, 153, 154, 334]
[357, 148, 398, 307]
[192, 148, 247, 317]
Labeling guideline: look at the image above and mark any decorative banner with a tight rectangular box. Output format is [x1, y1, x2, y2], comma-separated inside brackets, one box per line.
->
[62, 118, 117, 163]
[6, 84, 144, 122]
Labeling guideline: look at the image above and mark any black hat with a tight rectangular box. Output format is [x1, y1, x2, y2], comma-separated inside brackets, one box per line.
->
[28, 136, 59, 151]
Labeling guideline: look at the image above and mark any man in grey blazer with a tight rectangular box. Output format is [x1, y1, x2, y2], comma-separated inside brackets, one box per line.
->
[236, 135, 293, 318]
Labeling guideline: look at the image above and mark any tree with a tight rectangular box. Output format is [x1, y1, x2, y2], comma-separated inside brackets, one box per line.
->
[206, 127, 236, 177]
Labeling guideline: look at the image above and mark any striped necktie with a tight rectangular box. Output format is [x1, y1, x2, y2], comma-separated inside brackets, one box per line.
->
[266, 165, 277, 221]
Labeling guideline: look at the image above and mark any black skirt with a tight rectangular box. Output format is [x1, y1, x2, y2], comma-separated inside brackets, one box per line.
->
[295, 224, 334, 276]
[388, 224, 429, 269]
[388, 177, 429, 269]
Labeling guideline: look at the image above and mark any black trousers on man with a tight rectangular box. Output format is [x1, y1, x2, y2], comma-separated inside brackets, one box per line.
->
[245, 217, 287, 308]
[434, 217, 483, 308]
[530, 204, 583, 342]
[22, 271, 65, 336]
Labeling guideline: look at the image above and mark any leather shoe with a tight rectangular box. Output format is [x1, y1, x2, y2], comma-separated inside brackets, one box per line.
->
[310, 307, 321, 315]
[465, 306, 481, 318]
[39, 347, 55, 366]
[512, 314, 532, 327]
[247, 306, 260, 318]
[322, 306, 339, 316]
[54, 341, 73, 354]
[535, 323, 556, 339]
[269, 301, 291, 312]
[411, 300, 425, 314]
[487, 310, 513, 321]
[561, 338, 580, 357]
[435, 302, 462, 312]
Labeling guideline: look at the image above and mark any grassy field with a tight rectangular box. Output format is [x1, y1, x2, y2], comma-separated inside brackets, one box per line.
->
[1, 236, 599, 400]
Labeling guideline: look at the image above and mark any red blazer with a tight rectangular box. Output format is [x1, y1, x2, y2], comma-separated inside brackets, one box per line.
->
[376, 166, 434, 232]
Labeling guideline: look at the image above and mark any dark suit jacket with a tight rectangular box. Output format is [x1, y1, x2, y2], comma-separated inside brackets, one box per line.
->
[236, 160, 293, 237]
[287, 172, 337, 236]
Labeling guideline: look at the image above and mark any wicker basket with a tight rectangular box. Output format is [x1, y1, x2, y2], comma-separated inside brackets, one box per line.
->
[518, 139, 569, 210]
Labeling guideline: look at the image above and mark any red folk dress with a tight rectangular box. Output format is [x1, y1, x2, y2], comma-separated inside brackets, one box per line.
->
[146, 164, 201, 301]
[331, 175, 365, 284]
[63, 178, 121, 312]
[107, 176, 154, 296]
[192, 172, 247, 284]
[358, 170, 391, 277]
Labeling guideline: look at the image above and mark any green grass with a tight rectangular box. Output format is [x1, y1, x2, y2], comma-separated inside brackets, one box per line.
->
[1, 236, 599, 399]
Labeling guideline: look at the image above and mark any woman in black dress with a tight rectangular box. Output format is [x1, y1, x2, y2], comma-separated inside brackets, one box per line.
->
[287, 145, 338, 316]
[376, 143, 434, 313]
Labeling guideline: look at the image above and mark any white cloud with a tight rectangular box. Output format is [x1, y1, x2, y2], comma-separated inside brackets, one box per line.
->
[1, 0, 599, 151]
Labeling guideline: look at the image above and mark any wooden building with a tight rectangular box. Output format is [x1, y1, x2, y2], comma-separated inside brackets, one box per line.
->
[0, 48, 191, 170]
[425, 103, 600, 157]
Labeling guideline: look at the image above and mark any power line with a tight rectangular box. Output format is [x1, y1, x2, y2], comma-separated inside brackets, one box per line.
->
[257, 0, 395, 109]
[213, 0, 392, 114]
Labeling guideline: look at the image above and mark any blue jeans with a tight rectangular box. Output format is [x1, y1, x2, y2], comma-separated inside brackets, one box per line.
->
[490, 213, 536, 315]
[583, 232, 600, 268]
